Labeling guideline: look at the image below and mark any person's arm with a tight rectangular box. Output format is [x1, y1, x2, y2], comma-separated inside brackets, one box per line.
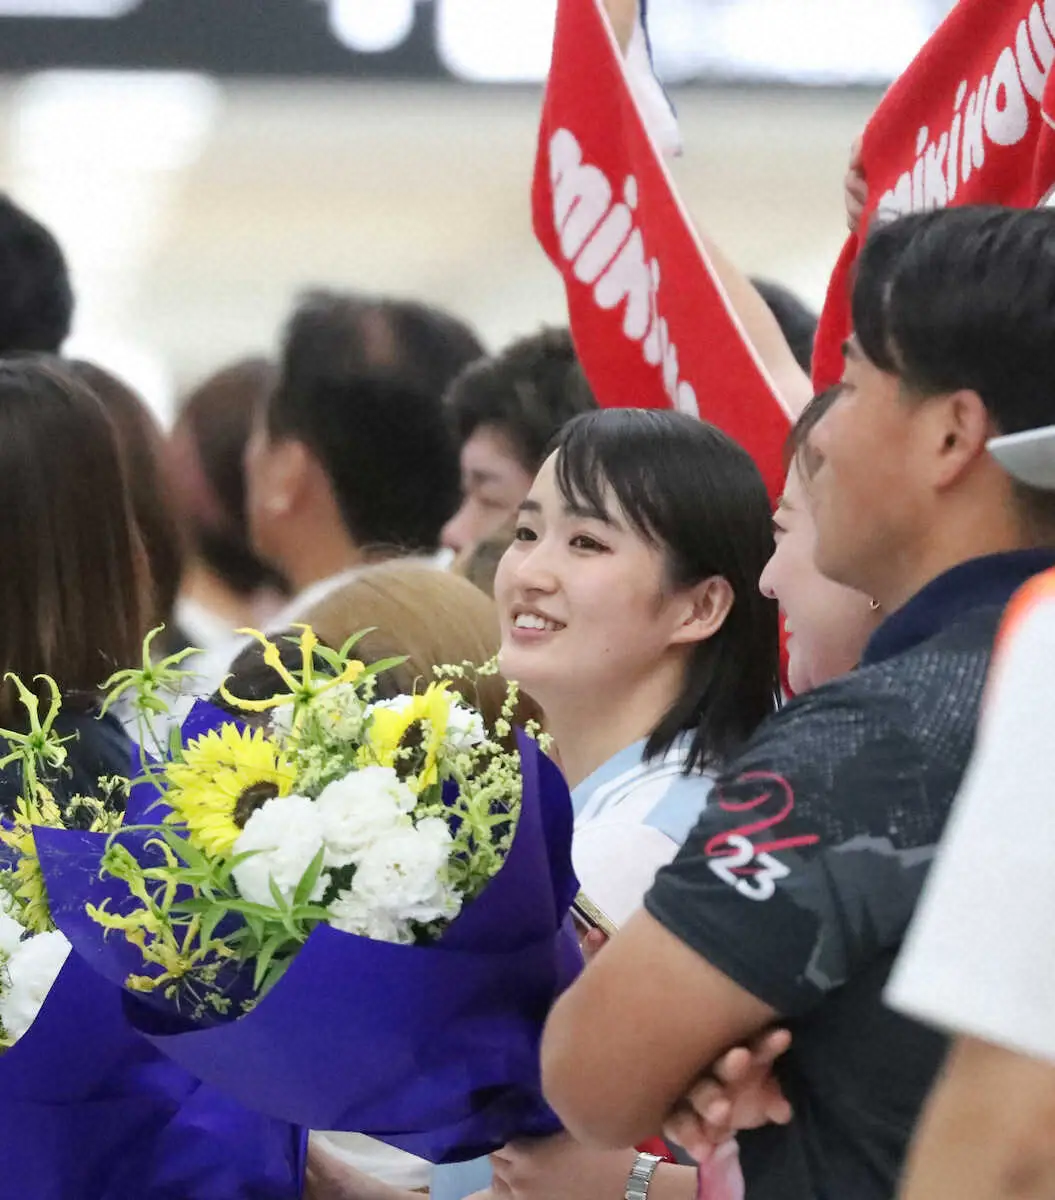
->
[695, 233, 814, 418]
[542, 907, 778, 1148]
[484, 1134, 699, 1200]
[544, 703, 930, 1151]
[899, 1036, 1055, 1200]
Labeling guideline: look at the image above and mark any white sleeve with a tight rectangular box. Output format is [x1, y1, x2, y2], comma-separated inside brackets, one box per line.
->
[886, 590, 1055, 1065]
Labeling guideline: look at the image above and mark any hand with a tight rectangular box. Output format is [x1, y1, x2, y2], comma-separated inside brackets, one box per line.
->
[490, 1133, 637, 1200]
[663, 1028, 793, 1162]
[581, 927, 608, 962]
[845, 135, 868, 232]
[303, 1141, 422, 1200]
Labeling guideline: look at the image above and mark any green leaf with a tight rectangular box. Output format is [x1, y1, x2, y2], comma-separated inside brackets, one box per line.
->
[252, 931, 294, 992]
[293, 846, 327, 909]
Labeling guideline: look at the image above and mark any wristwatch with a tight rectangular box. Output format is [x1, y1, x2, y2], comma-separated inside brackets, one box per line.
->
[624, 1151, 665, 1200]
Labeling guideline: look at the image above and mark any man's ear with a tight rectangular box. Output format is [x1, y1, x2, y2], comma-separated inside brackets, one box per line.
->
[263, 438, 311, 517]
[930, 389, 992, 490]
[669, 576, 735, 647]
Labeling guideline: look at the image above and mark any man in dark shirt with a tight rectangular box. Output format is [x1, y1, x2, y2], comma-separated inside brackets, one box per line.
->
[539, 206, 1055, 1200]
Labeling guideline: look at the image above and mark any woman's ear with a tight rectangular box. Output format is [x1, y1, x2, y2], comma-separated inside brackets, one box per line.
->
[669, 576, 735, 647]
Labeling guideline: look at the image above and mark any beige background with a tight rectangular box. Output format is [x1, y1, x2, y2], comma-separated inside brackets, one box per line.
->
[0, 76, 881, 419]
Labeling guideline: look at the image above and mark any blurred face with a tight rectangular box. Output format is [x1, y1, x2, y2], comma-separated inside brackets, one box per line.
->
[494, 454, 697, 714]
[243, 412, 284, 568]
[759, 461, 877, 694]
[808, 339, 931, 599]
[441, 426, 535, 557]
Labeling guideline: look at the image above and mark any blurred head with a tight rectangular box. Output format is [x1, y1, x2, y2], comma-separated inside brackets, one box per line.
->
[246, 292, 470, 584]
[221, 561, 532, 732]
[0, 359, 148, 723]
[167, 357, 285, 597]
[752, 278, 818, 375]
[68, 360, 184, 631]
[441, 328, 596, 556]
[760, 388, 879, 694]
[0, 196, 73, 355]
[495, 410, 779, 772]
[809, 206, 1055, 609]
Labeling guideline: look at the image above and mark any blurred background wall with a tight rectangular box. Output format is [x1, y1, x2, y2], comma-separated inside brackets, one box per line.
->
[0, 0, 955, 419]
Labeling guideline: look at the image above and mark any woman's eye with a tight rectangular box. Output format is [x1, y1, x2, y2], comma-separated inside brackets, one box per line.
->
[513, 525, 538, 543]
[570, 534, 607, 552]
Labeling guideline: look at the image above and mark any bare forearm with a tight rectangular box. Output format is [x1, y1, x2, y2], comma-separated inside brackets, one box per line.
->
[698, 232, 813, 419]
[900, 1038, 1055, 1200]
[649, 1163, 700, 1200]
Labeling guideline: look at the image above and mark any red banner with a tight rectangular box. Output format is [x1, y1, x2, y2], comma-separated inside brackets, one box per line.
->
[531, 0, 792, 502]
[814, 0, 1055, 389]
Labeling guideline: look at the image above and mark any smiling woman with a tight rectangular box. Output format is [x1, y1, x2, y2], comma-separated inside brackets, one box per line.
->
[428, 408, 780, 1200]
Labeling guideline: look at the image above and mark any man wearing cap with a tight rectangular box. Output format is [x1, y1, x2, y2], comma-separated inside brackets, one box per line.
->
[887, 561, 1055, 1200]
[539, 206, 1055, 1200]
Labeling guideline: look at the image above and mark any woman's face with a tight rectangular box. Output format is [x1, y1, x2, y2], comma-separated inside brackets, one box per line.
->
[759, 460, 878, 695]
[494, 454, 696, 712]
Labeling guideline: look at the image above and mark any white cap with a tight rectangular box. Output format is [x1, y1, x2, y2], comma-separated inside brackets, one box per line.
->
[988, 426, 1055, 489]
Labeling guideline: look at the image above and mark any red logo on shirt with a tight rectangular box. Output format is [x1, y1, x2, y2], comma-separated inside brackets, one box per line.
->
[703, 771, 819, 902]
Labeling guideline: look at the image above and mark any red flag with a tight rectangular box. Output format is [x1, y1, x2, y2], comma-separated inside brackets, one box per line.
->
[814, 0, 1055, 389]
[531, 0, 793, 502]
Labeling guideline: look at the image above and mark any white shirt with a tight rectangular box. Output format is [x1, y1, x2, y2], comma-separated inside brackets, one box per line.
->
[887, 573, 1055, 1065]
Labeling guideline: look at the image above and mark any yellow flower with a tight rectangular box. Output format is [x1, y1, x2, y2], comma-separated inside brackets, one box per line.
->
[164, 725, 296, 857]
[218, 626, 365, 715]
[362, 683, 452, 792]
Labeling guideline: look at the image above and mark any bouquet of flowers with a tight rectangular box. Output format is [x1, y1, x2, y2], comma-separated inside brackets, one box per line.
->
[0, 672, 305, 1199]
[39, 627, 580, 1163]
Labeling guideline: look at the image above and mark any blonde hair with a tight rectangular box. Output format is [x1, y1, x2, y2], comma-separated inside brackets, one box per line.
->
[303, 561, 520, 729]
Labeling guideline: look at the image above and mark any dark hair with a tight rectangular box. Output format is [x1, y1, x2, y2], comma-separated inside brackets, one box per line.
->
[554, 409, 780, 771]
[280, 289, 484, 398]
[783, 386, 844, 480]
[67, 360, 184, 629]
[0, 196, 73, 355]
[854, 206, 1055, 435]
[170, 357, 286, 596]
[0, 359, 148, 722]
[444, 327, 597, 472]
[854, 206, 1055, 530]
[267, 294, 464, 554]
[752, 278, 818, 375]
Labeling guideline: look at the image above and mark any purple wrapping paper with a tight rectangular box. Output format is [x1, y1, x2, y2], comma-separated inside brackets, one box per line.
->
[39, 728, 582, 1163]
[0, 951, 307, 1198]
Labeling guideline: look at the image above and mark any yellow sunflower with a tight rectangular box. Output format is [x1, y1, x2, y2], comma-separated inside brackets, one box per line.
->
[361, 683, 452, 793]
[164, 725, 296, 858]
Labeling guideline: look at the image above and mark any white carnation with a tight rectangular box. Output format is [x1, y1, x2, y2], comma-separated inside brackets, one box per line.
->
[350, 818, 462, 926]
[327, 890, 414, 944]
[0, 909, 24, 959]
[232, 794, 330, 908]
[0, 930, 70, 1042]
[445, 702, 486, 751]
[315, 767, 415, 869]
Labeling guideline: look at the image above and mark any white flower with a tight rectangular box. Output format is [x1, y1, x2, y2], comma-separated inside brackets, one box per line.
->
[315, 767, 415, 869]
[350, 818, 462, 926]
[445, 702, 486, 751]
[268, 702, 295, 740]
[232, 794, 330, 908]
[327, 890, 414, 944]
[0, 909, 25, 959]
[0, 930, 70, 1042]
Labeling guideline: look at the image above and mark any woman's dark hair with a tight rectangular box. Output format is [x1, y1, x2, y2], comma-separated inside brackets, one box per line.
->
[67, 360, 184, 629]
[783, 386, 844, 481]
[168, 357, 286, 596]
[553, 409, 780, 772]
[0, 358, 148, 722]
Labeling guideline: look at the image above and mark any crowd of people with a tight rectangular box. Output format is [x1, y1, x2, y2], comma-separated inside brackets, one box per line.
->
[1, 54, 1054, 1198]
